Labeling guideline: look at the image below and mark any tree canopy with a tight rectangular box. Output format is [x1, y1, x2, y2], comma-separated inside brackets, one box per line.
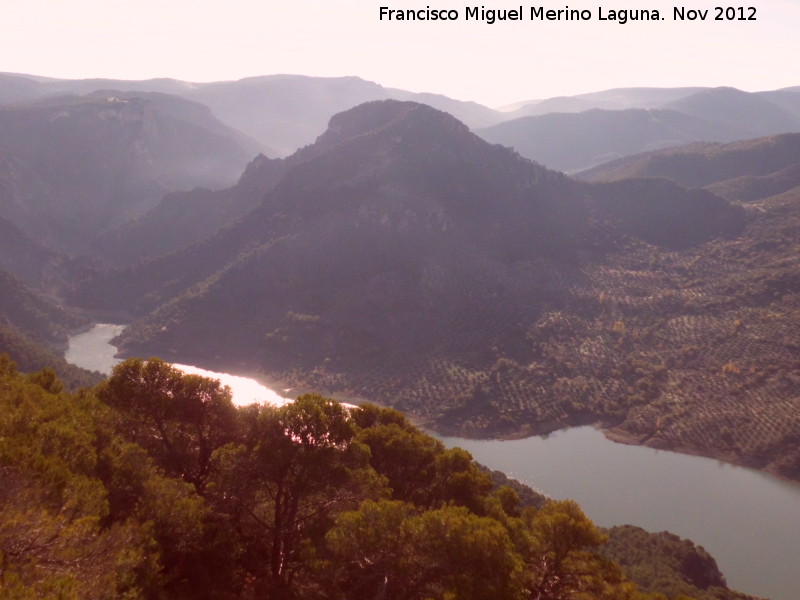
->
[1, 356, 752, 600]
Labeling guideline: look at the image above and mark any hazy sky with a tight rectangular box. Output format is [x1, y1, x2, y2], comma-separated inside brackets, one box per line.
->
[2, 0, 798, 107]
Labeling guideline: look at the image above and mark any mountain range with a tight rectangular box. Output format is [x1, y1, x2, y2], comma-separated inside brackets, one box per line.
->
[0, 93, 256, 253]
[3, 71, 799, 172]
[0, 70, 798, 600]
[68, 100, 800, 484]
[0, 72, 798, 484]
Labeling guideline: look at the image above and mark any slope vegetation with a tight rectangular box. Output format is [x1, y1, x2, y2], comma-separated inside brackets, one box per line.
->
[579, 133, 800, 188]
[0, 94, 255, 253]
[476, 108, 752, 172]
[0, 359, 758, 599]
[73, 102, 800, 483]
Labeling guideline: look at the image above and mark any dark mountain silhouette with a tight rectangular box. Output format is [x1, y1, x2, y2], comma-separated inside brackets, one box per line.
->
[475, 108, 753, 172]
[0, 94, 255, 253]
[578, 133, 800, 189]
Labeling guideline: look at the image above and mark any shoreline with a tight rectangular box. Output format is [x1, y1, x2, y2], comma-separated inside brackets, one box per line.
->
[72, 324, 800, 486]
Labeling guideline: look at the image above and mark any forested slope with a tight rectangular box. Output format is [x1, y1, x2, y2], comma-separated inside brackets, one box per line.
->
[0, 356, 758, 600]
[71, 102, 800, 482]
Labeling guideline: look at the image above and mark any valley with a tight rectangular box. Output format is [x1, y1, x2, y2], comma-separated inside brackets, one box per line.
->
[1, 72, 799, 600]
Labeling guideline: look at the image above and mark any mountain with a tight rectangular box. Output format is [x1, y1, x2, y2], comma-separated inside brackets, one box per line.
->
[180, 75, 504, 156]
[0, 94, 256, 253]
[475, 108, 753, 172]
[501, 86, 706, 116]
[578, 133, 800, 189]
[705, 163, 800, 202]
[0, 72, 503, 157]
[90, 153, 289, 265]
[0, 72, 47, 104]
[75, 102, 800, 486]
[0, 215, 69, 290]
[756, 88, 800, 122]
[0, 269, 85, 348]
[665, 87, 800, 136]
[74, 101, 742, 318]
[0, 267, 104, 387]
[82, 89, 263, 155]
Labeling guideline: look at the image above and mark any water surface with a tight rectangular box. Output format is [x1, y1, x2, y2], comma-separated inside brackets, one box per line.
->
[439, 428, 800, 600]
[65, 324, 288, 406]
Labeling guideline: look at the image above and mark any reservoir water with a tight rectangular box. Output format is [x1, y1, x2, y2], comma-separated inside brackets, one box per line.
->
[65, 323, 289, 406]
[67, 324, 799, 600]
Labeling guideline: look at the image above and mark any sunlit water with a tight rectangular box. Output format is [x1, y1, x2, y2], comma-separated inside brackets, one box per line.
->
[65, 323, 127, 375]
[67, 324, 800, 600]
[65, 324, 289, 407]
[172, 363, 292, 406]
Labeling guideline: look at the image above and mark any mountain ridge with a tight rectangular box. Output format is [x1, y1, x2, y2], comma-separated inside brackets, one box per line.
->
[70, 103, 796, 486]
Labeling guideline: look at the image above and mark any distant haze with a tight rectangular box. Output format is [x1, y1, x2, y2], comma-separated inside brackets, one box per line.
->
[2, 0, 799, 107]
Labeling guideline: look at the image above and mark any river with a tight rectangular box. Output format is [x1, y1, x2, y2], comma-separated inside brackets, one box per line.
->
[65, 323, 290, 406]
[66, 323, 799, 600]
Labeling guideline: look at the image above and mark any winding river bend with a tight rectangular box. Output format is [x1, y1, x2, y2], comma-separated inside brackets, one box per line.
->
[67, 324, 799, 600]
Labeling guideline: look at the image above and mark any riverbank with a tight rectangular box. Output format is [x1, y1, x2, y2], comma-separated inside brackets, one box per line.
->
[133, 347, 800, 486]
[603, 426, 800, 485]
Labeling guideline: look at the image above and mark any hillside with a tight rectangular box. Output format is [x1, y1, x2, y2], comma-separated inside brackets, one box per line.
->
[0, 360, 756, 599]
[475, 108, 753, 172]
[0, 268, 99, 389]
[72, 100, 743, 317]
[0, 215, 63, 289]
[69, 103, 800, 484]
[500, 86, 706, 116]
[578, 133, 800, 188]
[90, 153, 289, 265]
[0, 72, 503, 156]
[0, 94, 256, 253]
[0, 269, 86, 348]
[180, 74, 504, 155]
[665, 87, 800, 137]
[0, 323, 101, 389]
[757, 88, 800, 121]
[603, 526, 756, 600]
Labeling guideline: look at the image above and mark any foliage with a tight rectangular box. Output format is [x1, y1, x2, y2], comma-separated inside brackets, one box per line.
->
[0, 359, 755, 600]
[97, 358, 237, 492]
[602, 526, 756, 600]
[0, 328, 102, 391]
